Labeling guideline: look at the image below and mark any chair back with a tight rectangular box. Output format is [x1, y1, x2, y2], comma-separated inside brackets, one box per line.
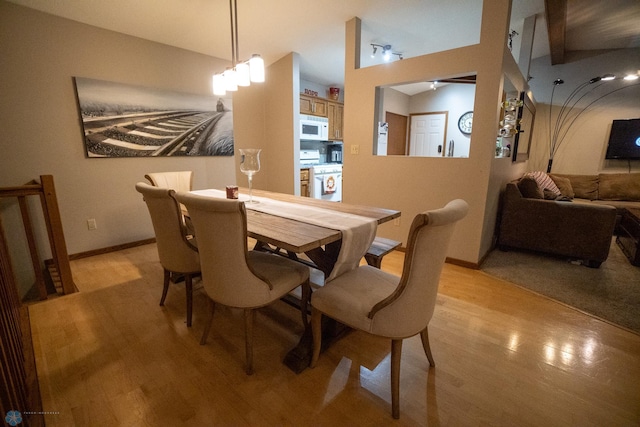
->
[145, 171, 193, 192]
[369, 199, 468, 336]
[175, 192, 272, 307]
[135, 182, 199, 274]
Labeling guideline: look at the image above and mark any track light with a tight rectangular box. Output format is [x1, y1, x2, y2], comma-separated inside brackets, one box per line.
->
[383, 47, 391, 61]
[370, 43, 403, 62]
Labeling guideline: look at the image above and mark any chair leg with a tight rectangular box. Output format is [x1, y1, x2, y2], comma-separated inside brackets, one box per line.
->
[244, 309, 255, 375]
[309, 306, 322, 368]
[185, 274, 193, 327]
[200, 299, 216, 345]
[391, 339, 403, 419]
[420, 327, 435, 367]
[300, 279, 311, 329]
[160, 269, 171, 306]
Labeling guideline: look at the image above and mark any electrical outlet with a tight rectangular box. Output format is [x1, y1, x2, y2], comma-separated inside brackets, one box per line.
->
[350, 144, 359, 155]
[87, 218, 97, 230]
[393, 218, 401, 226]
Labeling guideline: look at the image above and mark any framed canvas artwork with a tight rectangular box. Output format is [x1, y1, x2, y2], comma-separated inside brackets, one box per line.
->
[74, 77, 233, 157]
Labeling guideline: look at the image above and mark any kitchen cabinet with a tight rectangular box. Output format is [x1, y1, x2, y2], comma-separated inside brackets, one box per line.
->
[300, 95, 328, 117]
[300, 168, 310, 197]
[328, 101, 344, 140]
[299, 95, 344, 140]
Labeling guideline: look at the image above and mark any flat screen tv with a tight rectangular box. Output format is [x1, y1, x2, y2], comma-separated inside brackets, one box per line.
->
[605, 118, 640, 160]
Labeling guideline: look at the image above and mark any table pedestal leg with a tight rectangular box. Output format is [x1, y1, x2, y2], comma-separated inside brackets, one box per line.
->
[305, 241, 341, 278]
[283, 315, 350, 373]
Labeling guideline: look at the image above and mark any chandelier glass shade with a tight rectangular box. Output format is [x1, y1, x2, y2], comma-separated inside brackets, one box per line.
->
[212, 0, 264, 96]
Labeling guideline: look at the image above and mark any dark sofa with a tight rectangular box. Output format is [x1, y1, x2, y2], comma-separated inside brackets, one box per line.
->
[549, 173, 640, 228]
[497, 175, 621, 268]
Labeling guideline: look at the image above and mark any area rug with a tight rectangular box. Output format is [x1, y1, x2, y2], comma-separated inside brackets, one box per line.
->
[481, 238, 640, 334]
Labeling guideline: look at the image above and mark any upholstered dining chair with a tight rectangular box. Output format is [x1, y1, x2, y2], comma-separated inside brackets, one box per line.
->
[135, 182, 201, 327]
[145, 170, 194, 234]
[310, 199, 469, 419]
[144, 171, 193, 192]
[175, 192, 311, 375]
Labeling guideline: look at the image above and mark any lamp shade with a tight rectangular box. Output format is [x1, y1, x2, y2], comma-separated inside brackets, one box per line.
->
[249, 54, 265, 83]
[236, 62, 251, 86]
[223, 68, 238, 91]
[213, 74, 226, 96]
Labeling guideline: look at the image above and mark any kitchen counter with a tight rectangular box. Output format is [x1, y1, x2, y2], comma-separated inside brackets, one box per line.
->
[299, 162, 342, 170]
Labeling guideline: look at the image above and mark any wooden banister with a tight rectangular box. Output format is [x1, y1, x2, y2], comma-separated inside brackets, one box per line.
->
[0, 215, 44, 426]
[0, 175, 76, 298]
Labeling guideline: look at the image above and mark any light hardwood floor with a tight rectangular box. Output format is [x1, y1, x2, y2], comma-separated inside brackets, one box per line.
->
[29, 243, 640, 426]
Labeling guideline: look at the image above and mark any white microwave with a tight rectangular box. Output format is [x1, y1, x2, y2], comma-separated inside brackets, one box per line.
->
[300, 114, 329, 141]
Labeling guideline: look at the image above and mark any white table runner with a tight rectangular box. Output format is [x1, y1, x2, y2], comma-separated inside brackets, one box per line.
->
[191, 189, 377, 281]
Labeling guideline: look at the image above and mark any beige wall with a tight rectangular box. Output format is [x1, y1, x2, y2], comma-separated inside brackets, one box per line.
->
[0, 3, 304, 296]
[380, 88, 410, 119]
[342, 0, 527, 265]
[0, 0, 545, 287]
[263, 53, 300, 194]
[231, 53, 300, 195]
[0, 3, 238, 261]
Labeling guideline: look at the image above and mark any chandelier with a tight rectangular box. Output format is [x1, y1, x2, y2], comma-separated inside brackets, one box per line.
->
[212, 0, 264, 96]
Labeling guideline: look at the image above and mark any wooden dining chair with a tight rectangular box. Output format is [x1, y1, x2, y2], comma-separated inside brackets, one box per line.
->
[135, 182, 201, 327]
[174, 192, 311, 375]
[310, 199, 469, 419]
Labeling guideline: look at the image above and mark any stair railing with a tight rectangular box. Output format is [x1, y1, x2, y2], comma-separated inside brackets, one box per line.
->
[0, 175, 76, 298]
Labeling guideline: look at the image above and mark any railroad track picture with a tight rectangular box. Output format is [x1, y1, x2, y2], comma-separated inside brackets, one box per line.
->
[74, 77, 233, 157]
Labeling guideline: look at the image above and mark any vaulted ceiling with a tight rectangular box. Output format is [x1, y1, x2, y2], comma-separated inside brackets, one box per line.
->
[545, 0, 640, 65]
[6, 0, 640, 86]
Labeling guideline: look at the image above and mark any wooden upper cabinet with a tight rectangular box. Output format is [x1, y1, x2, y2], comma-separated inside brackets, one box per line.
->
[300, 95, 328, 117]
[328, 101, 344, 141]
[299, 95, 344, 140]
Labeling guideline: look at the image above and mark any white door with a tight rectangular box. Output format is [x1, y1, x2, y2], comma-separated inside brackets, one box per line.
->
[409, 113, 446, 157]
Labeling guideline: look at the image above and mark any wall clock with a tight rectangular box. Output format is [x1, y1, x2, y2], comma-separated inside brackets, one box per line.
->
[458, 111, 473, 135]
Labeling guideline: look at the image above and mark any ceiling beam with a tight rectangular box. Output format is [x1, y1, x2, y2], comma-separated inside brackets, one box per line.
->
[440, 76, 476, 84]
[544, 0, 567, 65]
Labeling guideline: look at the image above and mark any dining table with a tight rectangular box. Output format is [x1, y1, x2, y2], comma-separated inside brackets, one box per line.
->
[186, 187, 401, 372]
[190, 188, 400, 278]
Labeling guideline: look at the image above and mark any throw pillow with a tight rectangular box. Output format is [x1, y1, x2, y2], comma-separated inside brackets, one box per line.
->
[526, 171, 562, 198]
[518, 176, 543, 199]
[549, 174, 575, 199]
[552, 174, 598, 199]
